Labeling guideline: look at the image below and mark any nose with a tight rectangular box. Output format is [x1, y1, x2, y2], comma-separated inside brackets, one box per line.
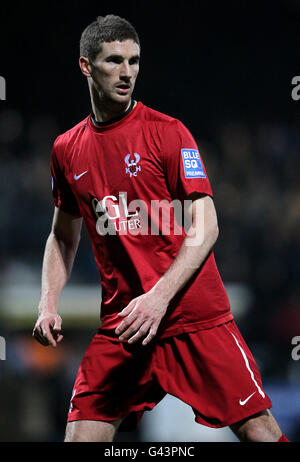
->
[120, 60, 132, 80]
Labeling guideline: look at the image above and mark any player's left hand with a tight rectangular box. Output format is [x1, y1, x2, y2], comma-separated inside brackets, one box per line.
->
[115, 290, 169, 345]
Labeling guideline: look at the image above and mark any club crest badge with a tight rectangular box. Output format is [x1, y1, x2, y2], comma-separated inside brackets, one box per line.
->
[125, 153, 141, 177]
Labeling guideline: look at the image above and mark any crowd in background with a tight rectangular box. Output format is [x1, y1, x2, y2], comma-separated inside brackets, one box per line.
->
[1, 0, 300, 442]
[0, 105, 300, 441]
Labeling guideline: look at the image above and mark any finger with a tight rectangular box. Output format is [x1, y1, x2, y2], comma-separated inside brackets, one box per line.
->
[51, 329, 64, 344]
[40, 321, 57, 347]
[56, 334, 64, 343]
[118, 318, 144, 341]
[52, 317, 62, 332]
[127, 321, 152, 344]
[142, 324, 158, 346]
[50, 324, 62, 340]
[117, 301, 136, 318]
[32, 326, 50, 346]
[115, 310, 138, 336]
[33, 330, 47, 345]
[32, 323, 42, 337]
[32, 323, 44, 339]
[50, 323, 63, 343]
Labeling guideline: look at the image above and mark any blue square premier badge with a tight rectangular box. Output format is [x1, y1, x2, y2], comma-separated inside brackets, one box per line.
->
[181, 149, 206, 179]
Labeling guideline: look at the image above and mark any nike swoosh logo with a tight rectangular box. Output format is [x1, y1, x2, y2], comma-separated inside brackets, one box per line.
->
[74, 170, 88, 180]
[239, 392, 256, 406]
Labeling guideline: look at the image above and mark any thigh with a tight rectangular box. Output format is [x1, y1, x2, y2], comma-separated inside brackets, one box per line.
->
[64, 419, 122, 442]
[154, 321, 272, 428]
[67, 332, 165, 430]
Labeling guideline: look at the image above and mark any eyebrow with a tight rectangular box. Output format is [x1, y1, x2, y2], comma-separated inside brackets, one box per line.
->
[105, 54, 140, 61]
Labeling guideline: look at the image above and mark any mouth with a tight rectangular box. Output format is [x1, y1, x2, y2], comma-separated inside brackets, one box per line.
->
[115, 83, 131, 94]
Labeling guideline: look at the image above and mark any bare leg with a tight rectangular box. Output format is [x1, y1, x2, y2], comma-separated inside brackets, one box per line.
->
[64, 419, 122, 442]
[230, 409, 283, 442]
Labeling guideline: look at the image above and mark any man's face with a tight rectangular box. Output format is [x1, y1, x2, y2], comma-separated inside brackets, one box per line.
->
[87, 39, 140, 105]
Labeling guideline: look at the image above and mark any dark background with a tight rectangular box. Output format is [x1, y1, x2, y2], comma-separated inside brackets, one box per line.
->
[0, 0, 300, 442]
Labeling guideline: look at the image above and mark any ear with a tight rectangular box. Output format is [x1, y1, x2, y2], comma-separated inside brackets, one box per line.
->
[79, 56, 92, 77]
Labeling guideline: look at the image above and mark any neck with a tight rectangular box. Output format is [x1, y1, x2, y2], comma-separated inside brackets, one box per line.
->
[89, 85, 131, 123]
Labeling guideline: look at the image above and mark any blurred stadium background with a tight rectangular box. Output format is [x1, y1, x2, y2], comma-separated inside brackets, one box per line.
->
[1, 0, 300, 442]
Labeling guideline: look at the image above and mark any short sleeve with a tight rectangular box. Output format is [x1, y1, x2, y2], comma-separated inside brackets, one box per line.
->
[50, 140, 81, 217]
[162, 119, 213, 201]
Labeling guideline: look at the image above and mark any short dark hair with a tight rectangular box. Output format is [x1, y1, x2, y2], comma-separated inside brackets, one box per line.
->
[80, 15, 140, 61]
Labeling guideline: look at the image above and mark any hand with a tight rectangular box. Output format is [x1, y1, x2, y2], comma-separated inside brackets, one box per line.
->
[115, 290, 169, 346]
[32, 311, 63, 347]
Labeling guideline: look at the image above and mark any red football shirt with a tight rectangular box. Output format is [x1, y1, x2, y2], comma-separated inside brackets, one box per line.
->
[51, 101, 232, 338]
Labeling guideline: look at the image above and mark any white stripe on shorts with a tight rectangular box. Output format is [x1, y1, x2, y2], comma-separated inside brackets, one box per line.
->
[228, 329, 265, 398]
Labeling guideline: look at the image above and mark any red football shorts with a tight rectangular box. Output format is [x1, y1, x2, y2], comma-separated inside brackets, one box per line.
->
[67, 320, 272, 430]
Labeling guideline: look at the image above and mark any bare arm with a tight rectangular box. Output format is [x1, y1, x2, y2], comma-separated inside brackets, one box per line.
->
[153, 193, 218, 300]
[33, 207, 82, 347]
[115, 193, 219, 345]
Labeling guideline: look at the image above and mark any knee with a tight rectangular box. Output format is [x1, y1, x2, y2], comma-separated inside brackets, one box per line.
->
[64, 422, 87, 442]
[64, 420, 121, 442]
[234, 415, 268, 442]
[230, 410, 282, 442]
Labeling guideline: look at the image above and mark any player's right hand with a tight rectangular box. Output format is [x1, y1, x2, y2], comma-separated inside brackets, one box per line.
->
[32, 312, 63, 347]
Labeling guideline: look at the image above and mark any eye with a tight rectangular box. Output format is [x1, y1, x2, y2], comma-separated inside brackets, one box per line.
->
[129, 57, 140, 65]
[106, 56, 123, 64]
